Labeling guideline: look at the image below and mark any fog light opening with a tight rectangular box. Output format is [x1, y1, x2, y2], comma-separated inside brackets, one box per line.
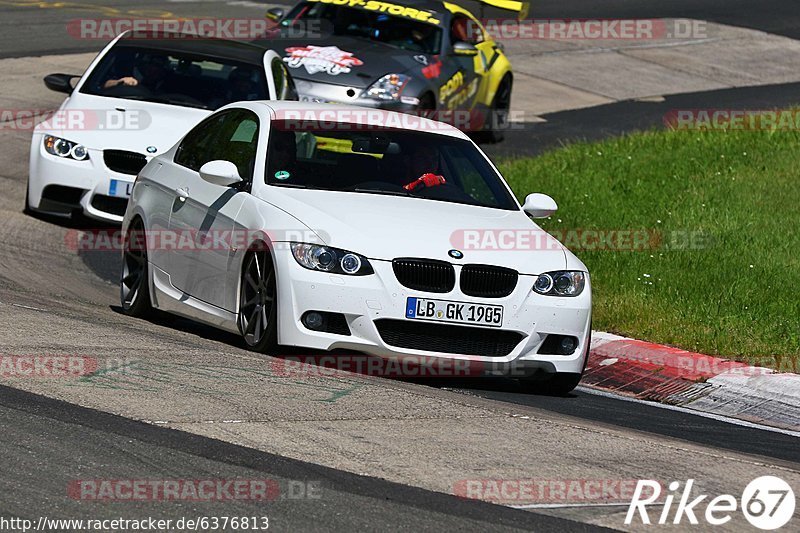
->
[537, 334, 580, 356]
[559, 336, 577, 355]
[302, 311, 325, 331]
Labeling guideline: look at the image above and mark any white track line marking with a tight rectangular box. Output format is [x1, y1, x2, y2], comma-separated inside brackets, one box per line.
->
[510, 502, 649, 509]
[3, 302, 49, 312]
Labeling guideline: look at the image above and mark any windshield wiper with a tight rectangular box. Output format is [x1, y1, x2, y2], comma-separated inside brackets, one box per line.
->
[353, 188, 411, 197]
[148, 97, 209, 109]
[112, 94, 208, 109]
[269, 182, 330, 190]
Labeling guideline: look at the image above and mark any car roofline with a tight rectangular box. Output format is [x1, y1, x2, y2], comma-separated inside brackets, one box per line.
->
[115, 31, 276, 64]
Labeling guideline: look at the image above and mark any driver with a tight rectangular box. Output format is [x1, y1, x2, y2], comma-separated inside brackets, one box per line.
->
[403, 144, 445, 191]
[103, 55, 171, 91]
[227, 67, 260, 102]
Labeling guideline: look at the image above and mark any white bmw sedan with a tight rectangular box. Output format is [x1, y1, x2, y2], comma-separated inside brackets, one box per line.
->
[27, 32, 296, 223]
[120, 101, 591, 394]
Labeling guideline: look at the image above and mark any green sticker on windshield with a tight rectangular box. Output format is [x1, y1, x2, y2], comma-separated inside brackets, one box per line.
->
[274, 170, 291, 180]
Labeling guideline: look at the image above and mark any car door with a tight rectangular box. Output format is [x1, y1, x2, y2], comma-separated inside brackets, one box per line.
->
[165, 109, 261, 311]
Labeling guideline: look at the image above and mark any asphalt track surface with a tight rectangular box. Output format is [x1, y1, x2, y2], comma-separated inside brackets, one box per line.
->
[0, 384, 599, 532]
[1, 1, 800, 531]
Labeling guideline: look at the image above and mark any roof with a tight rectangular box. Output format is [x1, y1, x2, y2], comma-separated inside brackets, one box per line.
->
[116, 33, 272, 64]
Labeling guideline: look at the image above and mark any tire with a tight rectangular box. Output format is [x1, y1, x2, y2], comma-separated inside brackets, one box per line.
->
[237, 247, 278, 353]
[485, 75, 512, 144]
[120, 218, 153, 318]
[23, 184, 32, 215]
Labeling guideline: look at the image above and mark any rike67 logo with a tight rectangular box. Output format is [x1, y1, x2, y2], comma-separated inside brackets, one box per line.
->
[626, 476, 795, 530]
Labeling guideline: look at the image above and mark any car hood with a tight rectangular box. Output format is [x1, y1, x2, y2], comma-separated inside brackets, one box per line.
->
[38, 93, 211, 155]
[261, 188, 568, 275]
[261, 35, 430, 88]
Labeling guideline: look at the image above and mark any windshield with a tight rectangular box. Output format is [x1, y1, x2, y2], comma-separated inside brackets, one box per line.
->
[281, 2, 443, 54]
[265, 121, 517, 210]
[80, 45, 268, 110]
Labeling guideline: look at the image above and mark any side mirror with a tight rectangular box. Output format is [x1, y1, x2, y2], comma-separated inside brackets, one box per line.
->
[522, 193, 558, 218]
[452, 41, 478, 56]
[44, 73, 79, 95]
[199, 160, 243, 187]
[266, 8, 284, 22]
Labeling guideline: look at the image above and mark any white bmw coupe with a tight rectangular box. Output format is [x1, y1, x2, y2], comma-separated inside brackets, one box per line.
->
[120, 101, 591, 394]
[27, 32, 296, 223]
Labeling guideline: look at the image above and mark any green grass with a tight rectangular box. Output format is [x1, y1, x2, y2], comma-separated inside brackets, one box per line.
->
[499, 126, 800, 367]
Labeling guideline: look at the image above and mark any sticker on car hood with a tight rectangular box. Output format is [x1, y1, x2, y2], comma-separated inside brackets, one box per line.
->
[283, 45, 364, 76]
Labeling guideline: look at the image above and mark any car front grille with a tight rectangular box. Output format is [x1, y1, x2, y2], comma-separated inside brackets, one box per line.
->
[374, 319, 524, 357]
[104, 150, 147, 175]
[90, 194, 128, 216]
[460, 265, 519, 298]
[392, 258, 455, 293]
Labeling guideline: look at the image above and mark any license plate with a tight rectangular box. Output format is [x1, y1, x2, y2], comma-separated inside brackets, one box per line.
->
[405, 297, 503, 328]
[109, 179, 134, 199]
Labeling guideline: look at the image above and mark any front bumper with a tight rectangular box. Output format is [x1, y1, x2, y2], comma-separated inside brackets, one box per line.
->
[27, 133, 143, 223]
[273, 247, 592, 376]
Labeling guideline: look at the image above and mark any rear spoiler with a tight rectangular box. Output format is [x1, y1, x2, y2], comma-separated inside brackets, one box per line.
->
[473, 0, 530, 19]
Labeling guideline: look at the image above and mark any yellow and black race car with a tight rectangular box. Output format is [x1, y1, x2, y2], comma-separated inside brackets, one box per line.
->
[259, 0, 526, 141]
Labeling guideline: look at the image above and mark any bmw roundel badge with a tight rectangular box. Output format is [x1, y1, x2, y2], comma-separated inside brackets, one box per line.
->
[146, 146, 158, 154]
[448, 249, 464, 259]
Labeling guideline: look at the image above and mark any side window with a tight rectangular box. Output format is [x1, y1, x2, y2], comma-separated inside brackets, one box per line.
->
[174, 113, 228, 171]
[222, 113, 260, 181]
[270, 58, 284, 100]
[465, 16, 485, 44]
[175, 109, 260, 181]
[271, 58, 299, 100]
[451, 15, 484, 45]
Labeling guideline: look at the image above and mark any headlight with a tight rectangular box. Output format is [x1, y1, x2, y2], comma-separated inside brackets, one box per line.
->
[363, 73, 410, 101]
[290, 243, 373, 276]
[532, 271, 586, 297]
[44, 135, 89, 161]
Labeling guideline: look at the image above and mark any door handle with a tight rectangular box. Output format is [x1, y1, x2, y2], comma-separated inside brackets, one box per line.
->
[175, 186, 189, 202]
